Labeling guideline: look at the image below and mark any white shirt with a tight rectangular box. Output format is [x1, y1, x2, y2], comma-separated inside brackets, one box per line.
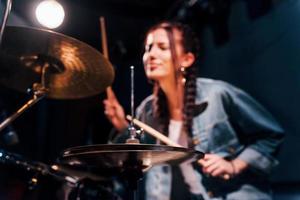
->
[168, 119, 203, 195]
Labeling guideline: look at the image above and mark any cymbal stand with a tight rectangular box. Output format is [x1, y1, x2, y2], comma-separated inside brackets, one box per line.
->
[126, 65, 140, 144]
[0, 0, 12, 46]
[124, 66, 142, 200]
[0, 0, 48, 133]
[0, 64, 50, 133]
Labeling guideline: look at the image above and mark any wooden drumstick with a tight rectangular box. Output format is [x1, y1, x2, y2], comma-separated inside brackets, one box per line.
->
[99, 17, 109, 59]
[99, 16, 114, 98]
[126, 115, 182, 147]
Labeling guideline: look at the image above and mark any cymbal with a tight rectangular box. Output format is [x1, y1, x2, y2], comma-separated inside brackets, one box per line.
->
[58, 144, 204, 178]
[0, 26, 114, 99]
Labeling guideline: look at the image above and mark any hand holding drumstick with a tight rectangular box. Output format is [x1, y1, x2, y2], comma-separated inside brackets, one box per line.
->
[103, 87, 129, 131]
[126, 116, 248, 180]
[198, 154, 248, 180]
[99, 17, 128, 131]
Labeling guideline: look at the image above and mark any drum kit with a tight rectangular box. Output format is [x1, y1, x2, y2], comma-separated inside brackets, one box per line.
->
[0, 26, 204, 199]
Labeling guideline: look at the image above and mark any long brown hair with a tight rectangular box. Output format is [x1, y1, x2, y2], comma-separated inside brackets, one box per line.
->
[145, 21, 200, 139]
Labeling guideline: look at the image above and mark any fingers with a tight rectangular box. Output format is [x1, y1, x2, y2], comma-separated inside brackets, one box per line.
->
[199, 154, 222, 168]
[106, 87, 118, 102]
[198, 154, 232, 179]
[103, 97, 128, 129]
[103, 88, 128, 131]
[222, 174, 231, 180]
[103, 98, 117, 116]
[104, 99, 122, 115]
[209, 162, 227, 177]
[204, 161, 221, 175]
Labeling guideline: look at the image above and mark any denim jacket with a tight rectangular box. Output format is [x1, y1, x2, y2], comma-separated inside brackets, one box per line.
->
[115, 78, 284, 200]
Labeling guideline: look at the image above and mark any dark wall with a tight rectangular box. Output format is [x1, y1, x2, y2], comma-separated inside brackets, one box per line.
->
[200, 0, 300, 183]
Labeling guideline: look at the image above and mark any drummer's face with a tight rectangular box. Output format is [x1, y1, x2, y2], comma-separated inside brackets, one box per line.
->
[143, 28, 185, 82]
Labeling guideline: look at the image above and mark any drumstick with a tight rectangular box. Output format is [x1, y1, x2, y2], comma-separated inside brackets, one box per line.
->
[99, 17, 109, 60]
[126, 115, 182, 147]
[99, 17, 114, 98]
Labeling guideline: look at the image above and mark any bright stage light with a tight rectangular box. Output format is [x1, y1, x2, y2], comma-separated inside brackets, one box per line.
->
[35, 0, 65, 29]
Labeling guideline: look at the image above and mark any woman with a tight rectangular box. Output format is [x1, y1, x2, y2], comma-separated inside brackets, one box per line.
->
[104, 21, 284, 200]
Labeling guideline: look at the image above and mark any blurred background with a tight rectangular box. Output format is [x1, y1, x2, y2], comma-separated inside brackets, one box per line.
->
[0, 0, 299, 199]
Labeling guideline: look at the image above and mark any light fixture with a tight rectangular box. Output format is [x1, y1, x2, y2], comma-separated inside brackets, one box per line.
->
[35, 0, 65, 29]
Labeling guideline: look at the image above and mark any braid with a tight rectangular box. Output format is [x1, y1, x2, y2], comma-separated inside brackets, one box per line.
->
[153, 83, 169, 135]
[179, 22, 199, 137]
[183, 66, 197, 136]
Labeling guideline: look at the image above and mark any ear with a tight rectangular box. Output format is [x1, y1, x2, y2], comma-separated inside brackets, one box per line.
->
[180, 52, 195, 68]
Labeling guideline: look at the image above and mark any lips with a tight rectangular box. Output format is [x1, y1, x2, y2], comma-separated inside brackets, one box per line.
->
[146, 63, 160, 71]
[150, 66, 158, 71]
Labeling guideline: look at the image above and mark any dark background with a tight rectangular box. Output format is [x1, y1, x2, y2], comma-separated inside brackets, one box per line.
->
[0, 0, 299, 197]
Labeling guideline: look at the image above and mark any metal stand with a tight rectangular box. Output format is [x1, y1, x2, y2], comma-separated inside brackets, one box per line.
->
[0, 62, 51, 133]
[0, 0, 12, 46]
[121, 151, 144, 200]
[126, 66, 140, 144]
[0, 83, 47, 132]
[124, 66, 142, 200]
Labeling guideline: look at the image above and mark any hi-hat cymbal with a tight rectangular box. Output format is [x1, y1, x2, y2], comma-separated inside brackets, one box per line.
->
[58, 144, 204, 178]
[0, 26, 114, 99]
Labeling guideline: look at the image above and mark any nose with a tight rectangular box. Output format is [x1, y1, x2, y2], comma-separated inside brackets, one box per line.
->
[147, 45, 159, 59]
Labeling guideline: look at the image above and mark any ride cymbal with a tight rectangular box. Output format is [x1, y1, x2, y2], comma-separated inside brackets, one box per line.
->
[0, 26, 114, 99]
